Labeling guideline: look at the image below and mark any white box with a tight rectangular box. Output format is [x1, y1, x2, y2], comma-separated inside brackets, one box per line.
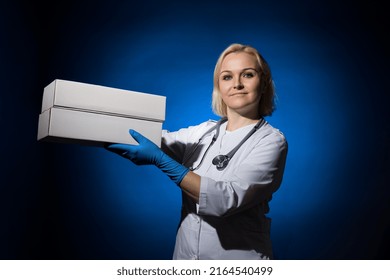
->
[37, 79, 166, 147]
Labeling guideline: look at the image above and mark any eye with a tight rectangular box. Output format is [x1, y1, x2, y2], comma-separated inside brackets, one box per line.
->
[242, 71, 256, 78]
[221, 74, 232, 81]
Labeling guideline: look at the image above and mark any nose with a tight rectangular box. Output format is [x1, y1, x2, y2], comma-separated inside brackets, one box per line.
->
[233, 76, 244, 90]
[234, 82, 244, 90]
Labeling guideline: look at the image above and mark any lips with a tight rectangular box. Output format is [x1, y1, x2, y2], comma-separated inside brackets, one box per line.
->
[230, 92, 247, 96]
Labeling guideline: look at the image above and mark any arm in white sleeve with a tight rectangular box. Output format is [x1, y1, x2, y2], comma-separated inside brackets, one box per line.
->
[161, 120, 218, 164]
[198, 132, 288, 217]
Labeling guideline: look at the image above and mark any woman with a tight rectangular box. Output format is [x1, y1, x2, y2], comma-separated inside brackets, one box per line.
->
[106, 43, 288, 260]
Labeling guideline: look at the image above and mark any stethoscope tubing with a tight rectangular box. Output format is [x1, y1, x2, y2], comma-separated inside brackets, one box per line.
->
[184, 117, 265, 171]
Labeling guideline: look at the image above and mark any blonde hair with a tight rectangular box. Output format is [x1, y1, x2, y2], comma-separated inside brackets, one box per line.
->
[211, 43, 276, 117]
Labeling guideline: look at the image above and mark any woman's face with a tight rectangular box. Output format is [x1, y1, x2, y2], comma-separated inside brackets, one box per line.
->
[218, 52, 262, 118]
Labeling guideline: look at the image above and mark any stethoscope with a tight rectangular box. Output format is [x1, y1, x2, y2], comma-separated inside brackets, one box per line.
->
[183, 117, 266, 171]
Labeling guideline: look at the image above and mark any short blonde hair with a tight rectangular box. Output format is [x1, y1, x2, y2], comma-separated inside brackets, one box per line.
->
[212, 43, 275, 117]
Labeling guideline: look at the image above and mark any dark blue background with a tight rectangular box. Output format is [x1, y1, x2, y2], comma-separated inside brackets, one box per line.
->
[1, 0, 389, 259]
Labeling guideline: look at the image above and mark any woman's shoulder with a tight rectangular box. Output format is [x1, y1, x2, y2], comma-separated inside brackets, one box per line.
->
[257, 120, 287, 146]
[163, 119, 219, 142]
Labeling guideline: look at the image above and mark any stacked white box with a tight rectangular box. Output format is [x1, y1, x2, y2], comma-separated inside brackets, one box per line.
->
[37, 79, 166, 147]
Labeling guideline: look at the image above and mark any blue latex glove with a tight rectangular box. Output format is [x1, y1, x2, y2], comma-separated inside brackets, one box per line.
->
[105, 129, 189, 185]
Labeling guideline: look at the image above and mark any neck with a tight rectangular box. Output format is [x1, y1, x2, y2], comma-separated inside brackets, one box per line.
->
[225, 112, 260, 131]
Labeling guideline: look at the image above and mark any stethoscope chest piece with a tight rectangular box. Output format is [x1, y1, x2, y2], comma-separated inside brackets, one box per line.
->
[212, 154, 230, 171]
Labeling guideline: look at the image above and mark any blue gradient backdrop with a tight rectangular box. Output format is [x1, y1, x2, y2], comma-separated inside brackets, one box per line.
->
[1, 0, 389, 259]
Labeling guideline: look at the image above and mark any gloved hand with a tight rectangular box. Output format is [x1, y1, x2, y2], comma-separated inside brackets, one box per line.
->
[105, 129, 189, 185]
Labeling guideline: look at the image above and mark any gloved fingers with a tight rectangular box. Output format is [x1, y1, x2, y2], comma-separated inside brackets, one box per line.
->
[129, 129, 147, 144]
[105, 143, 137, 158]
[105, 130, 160, 165]
[106, 143, 135, 150]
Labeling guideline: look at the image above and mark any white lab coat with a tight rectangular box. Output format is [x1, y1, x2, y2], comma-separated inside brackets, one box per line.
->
[161, 119, 287, 260]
